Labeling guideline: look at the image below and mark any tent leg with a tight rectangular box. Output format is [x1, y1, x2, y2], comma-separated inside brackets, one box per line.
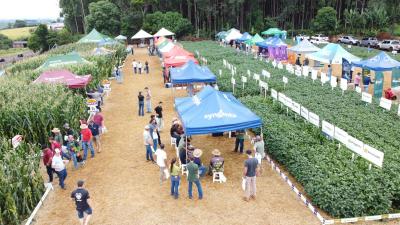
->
[185, 135, 188, 163]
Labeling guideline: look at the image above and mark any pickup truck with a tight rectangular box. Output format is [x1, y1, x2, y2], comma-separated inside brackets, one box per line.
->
[337, 36, 360, 45]
[311, 34, 328, 41]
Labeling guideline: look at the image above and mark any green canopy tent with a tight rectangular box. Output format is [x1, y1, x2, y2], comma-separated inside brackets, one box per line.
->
[78, 29, 114, 44]
[36, 52, 90, 71]
[244, 34, 264, 46]
[261, 28, 285, 36]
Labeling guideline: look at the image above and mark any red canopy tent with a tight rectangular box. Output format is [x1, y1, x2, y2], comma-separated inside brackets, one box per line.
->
[162, 46, 194, 59]
[33, 70, 92, 88]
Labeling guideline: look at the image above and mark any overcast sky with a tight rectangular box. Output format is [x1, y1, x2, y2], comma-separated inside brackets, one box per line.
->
[0, 0, 61, 20]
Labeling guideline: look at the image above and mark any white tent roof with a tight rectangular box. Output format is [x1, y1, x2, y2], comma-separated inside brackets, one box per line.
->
[115, 35, 127, 40]
[131, 29, 153, 39]
[288, 39, 320, 53]
[306, 43, 361, 64]
[153, 27, 175, 37]
[224, 28, 242, 42]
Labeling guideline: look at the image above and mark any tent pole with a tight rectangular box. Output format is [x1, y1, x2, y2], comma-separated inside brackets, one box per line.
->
[185, 135, 188, 164]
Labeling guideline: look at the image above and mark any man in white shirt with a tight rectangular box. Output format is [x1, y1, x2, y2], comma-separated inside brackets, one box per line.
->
[138, 62, 143, 74]
[132, 59, 137, 74]
[52, 148, 69, 190]
[143, 125, 154, 162]
[154, 144, 167, 184]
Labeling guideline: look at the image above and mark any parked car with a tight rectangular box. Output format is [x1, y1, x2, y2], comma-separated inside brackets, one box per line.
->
[309, 38, 329, 45]
[296, 34, 310, 41]
[360, 37, 379, 48]
[378, 40, 400, 51]
[337, 36, 360, 45]
[311, 34, 328, 41]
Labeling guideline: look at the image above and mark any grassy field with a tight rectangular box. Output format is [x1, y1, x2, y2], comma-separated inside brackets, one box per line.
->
[0, 26, 36, 40]
[0, 48, 28, 57]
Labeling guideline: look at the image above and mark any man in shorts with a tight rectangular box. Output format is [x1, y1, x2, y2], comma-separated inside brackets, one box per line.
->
[71, 180, 92, 225]
[88, 120, 101, 153]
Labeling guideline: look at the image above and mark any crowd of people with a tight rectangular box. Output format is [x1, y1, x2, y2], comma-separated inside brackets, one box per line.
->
[132, 59, 150, 74]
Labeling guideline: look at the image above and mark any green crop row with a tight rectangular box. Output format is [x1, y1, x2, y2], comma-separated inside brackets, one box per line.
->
[182, 41, 400, 217]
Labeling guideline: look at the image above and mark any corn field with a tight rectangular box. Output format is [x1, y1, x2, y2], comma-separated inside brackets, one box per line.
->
[0, 42, 127, 224]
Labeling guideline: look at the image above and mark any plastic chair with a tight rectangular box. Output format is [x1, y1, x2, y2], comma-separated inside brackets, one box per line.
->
[213, 172, 224, 183]
[181, 164, 188, 176]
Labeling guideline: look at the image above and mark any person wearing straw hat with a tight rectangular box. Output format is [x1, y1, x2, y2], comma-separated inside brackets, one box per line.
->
[52, 127, 63, 146]
[143, 125, 155, 162]
[193, 149, 207, 177]
[208, 149, 224, 175]
[80, 124, 95, 162]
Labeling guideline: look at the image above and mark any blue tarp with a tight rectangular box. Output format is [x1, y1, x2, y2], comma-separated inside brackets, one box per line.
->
[352, 51, 400, 71]
[236, 32, 253, 42]
[256, 37, 276, 48]
[174, 86, 262, 135]
[170, 60, 217, 84]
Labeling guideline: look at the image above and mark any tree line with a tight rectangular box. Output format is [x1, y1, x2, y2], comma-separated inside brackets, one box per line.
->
[60, 0, 400, 37]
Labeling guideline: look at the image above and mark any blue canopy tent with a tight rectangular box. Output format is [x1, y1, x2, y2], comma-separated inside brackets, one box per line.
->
[236, 32, 253, 43]
[170, 60, 217, 85]
[174, 86, 262, 135]
[352, 52, 400, 71]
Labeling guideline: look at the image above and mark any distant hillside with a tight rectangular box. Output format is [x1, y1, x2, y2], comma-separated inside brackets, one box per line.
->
[0, 27, 36, 40]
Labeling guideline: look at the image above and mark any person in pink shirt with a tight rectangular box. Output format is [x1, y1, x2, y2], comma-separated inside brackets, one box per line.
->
[354, 72, 361, 87]
[93, 111, 104, 134]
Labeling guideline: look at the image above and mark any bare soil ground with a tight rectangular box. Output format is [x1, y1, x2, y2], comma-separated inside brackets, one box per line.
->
[33, 47, 395, 225]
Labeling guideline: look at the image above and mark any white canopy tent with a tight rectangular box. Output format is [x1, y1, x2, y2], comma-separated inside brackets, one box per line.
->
[224, 28, 242, 42]
[131, 29, 153, 39]
[115, 35, 127, 40]
[306, 43, 360, 64]
[288, 39, 320, 53]
[153, 27, 175, 37]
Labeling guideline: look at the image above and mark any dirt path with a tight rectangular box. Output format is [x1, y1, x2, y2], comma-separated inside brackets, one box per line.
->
[34, 47, 323, 225]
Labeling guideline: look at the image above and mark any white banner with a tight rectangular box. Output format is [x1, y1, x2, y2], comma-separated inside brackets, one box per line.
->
[300, 106, 309, 120]
[271, 89, 278, 100]
[311, 70, 318, 81]
[340, 78, 348, 91]
[362, 92, 372, 104]
[308, 112, 320, 127]
[379, 98, 392, 110]
[363, 144, 384, 168]
[322, 121, 335, 138]
[334, 127, 348, 146]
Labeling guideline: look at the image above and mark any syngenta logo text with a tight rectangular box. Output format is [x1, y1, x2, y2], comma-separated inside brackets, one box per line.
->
[204, 109, 237, 120]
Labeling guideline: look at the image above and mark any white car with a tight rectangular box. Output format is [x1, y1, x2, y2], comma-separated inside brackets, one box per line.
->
[337, 36, 360, 45]
[378, 40, 400, 51]
[311, 34, 329, 41]
[296, 34, 310, 41]
[310, 38, 329, 45]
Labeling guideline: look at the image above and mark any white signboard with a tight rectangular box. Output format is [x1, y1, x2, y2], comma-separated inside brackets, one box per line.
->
[271, 89, 278, 100]
[259, 80, 268, 90]
[311, 70, 318, 81]
[289, 67, 295, 74]
[223, 59, 226, 67]
[302, 66, 309, 77]
[262, 70, 271, 78]
[398, 105, 400, 116]
[285, 97, 293, 108]
[300, 106, 309, 120]
[278, 93, 286, 104]
[278, 63, 283, 69]
[361, 92, 372, 104]
[308, 112, 320, 127]
[272, 60, 277, 68]
[334, 127, 348, 146]
[363, 144, 384, 168]
[231, 77, 236, 85]
[219, 69, 222, 76]
[321, 72, 327, 84]
[340, 78, 348, 91]
[346, 136, 364, 156]
[253, 73, 260, 81]
[242, 76, 247, 83]
[322, 120, 335, 138]
[292, 102, 301, 114]
[283, 76, 288, 84]
[286, 64, 292, 72]
[379, 98, 392, 111]
[295, 69, 302, 77]
[231, 69, 235, 76]
[330, 76, 337, 88]
[356, 86, 362, 93]
[247, 69, 251, 76]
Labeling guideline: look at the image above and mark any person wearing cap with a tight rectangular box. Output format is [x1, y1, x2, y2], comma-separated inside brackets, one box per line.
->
[143, 125, 154, 162]
[154, 144, 167, 184]
[243, 149, 260, 202]
[154, 101, 163, 131]
[51, 148, 68, 189]
[80, 124, 95, 161]
[253, 135, 265, 161]
[52, 128, 63, 146]
[42, 146, 54, 183]
[208, 149, 224, 175]
[71, 180, 92, 225]
[193, 149, 207, 177]
[187, 157, 203, 200]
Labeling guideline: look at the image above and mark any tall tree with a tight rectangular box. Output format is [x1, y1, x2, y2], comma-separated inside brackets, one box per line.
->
[85, 0, 121, 36]
[27, 24, 49, 52]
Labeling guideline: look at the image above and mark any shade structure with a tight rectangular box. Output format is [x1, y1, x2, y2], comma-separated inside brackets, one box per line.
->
[257, 37, 287, 60]
[170, 60, 216, 84]
[162, 46, 194, 58]
[78, 29, 113, 44]
[236, 32, 252, 43]
[256, 37, 274, 48]
[306, 43, 361, 64]
[37, 52, 90, 70]
[288, 39, 320, 53]
[154, 27, 175, 37]
[261, 28, 285, 36]
[164, 55, 198, 68]
[244, 34, 264, 46]
[174, 86, 262, 135]
[352, 52, 400, 71]
[92, 47, 114, 56]
[159, 42, 175, 53]
[33, 70, 91, 88]
[131, 29, 153, 39]
[115, 35, 127, 40]
[224, 28, 242, 42]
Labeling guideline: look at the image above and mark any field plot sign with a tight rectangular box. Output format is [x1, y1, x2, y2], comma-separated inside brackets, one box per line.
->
[241, 76, 247, 89]
[295, 69, 302, 77]
[302, 66, 309, 78]
[278, 62, 283, 69]
[322, 120, 335, 138]
[362, 92, 372, 104]
[231, 77, 236, 93]
[311, 70, 318, 82]
[340, 78, 348, 92]
[363, 144, 384, 168]
[262, 70, 270, 78]
[253, 73, 260, 82]
[219, 69, 222, 76]
[259, 81, 268, 97]
[398, 105, 400, 116]
[247, 69, 251, 76]
[320, 72, 328, 85]
[300, 106, 309, 120]
[292, 101, 301, 115]
[308, 112, 320, 127]
[330, 76, 337, 89]
[272, 60, 277, 68]
[346, 136, 363, 157]
[356, 86, 362, 93]
[379, 98, 392, 111]
[283, 76, 288, 89]
[271, 89, 278, 100]
[334, 127, 348, 146]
